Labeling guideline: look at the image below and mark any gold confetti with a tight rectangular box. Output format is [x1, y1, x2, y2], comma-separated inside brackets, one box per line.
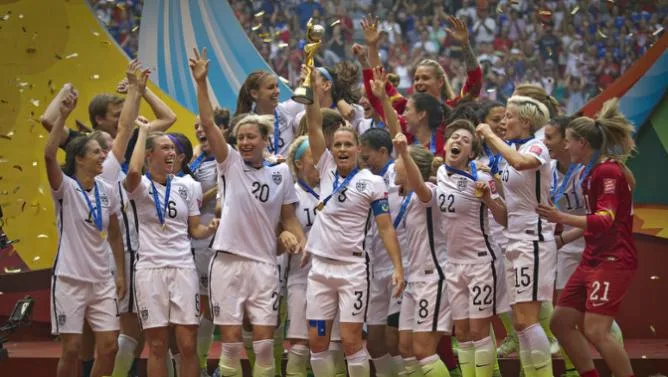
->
[21, 201, 26, 212]
[12, 164, 22, 172]
[4, 268, 21, 274]
[1, 14, 10, 21]
[254, 11, 265, 18]
[92, 31, 99, 37]
[38, 186, 44, 195]
[32, 161, 37, 167]
[652, 26, 664, 36]
[606, 0, 615, 3]
[571, 6, 580, 15]
[65, 53, 79, 59]
[17, 82, 30, 88]
[257, 32, 269, 38]
[36, 234, 48, 239]
[132, 25, 139, 33]
[598, 30, 607, 39]
[539, 10, 552, 17]
[18, 14, 24, 19]
[650, 325, 656, 334]
[330, 19, 341, 27]
[548, 48, 553, 56]
[263, 38, 273, 43]
[650, 275, 660, 280]
[252, 24, 262, 31]
[91, 74, 100, 80]
[29, 98, 40, 107]
[101, 41, 112, 45]
[277, 42, 289, 49]
[33, 256, 41, 261]
[32, 32, 38, 40]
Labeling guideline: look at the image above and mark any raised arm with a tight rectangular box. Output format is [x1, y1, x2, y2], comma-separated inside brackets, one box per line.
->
[189, 47, 229, 163]
[114, 60, 149, 162]
[393, 133, 432, 203]
[123, 121, 150, 193]
[304, 66, 326, 163]
[40, 84, 75, 147]
[447, 16, 478, 73]
[361, 15, 382, 69]
[476, 124, 541, 171]
[370, 67, 402, 137]
[44, 88, 78, 190]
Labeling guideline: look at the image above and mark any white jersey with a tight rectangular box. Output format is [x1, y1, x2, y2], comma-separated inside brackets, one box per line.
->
[550, 160, 586, 254]
[401, 183, 447, 282]
[501, 138, 555, 241]
[367, 163, 407, 273]
[290, 103, 365, 139]
[356, 117, 388, 136]
[127, 175, 201, 269]
[52, 175, 120, 282]
[288, 181, 320, 285]
[100, 153, 139, 253]
[306, 150, 388, 263]
[212, 148, 298, 265]
[191, 154, 218, 249]
[477, 146, 508, 249]
[268, 100, 304, 157]
[437, 166, 502, 264]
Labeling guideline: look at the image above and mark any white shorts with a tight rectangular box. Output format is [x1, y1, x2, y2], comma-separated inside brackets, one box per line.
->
[446, 262, 510, 321]
[367, 269, 401, 326]
[209, 252, 280, 326]
[194, 247, 215, 295]
[117, 251, 135, 314]
[556, 251, 582, 290]
[399, 279, 451, 333]
[286, 283, 341, 341]
[134, 267, 200, 329]
[504, 239, 557, 305]
[306, 255, 369, 324]
[51, 275, 119, 335]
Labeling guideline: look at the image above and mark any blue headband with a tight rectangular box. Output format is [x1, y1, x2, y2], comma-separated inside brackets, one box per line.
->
[167, 134, 185, 154]
[317, 67, 333, 82]
[294, 140, 310, 161]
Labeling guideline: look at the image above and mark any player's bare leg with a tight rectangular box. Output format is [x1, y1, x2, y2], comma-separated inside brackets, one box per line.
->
[550, 307, 595, 373]
[175, 324, 199, 377]
[57, 334, 82, 377]
[90, 330, 119, 377]
[583, 313, 633, 377]
[145, 327, 170, 377]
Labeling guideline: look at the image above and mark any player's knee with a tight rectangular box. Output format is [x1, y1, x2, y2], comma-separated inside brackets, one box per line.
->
[341, 337, 363, 356]
[512, 312, 537, 331]
[96, 335, 119, 360]
[468, 326, 490, 342]
[252, 339, 274, 366]
[398, 334, 413, 358]
[61, 338, 82, 361]
[411, 342, 431, 361]
[583, 323, 608, 345]
[146, 336, 169, 357]
[177, 336, 197, 356]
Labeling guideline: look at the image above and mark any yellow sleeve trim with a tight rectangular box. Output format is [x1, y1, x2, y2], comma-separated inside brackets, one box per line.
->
[595, 209, 615, 220]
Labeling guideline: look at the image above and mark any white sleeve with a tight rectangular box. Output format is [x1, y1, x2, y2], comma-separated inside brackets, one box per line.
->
[107, 181, 121, 215]
[100, 153, 121, 184]
[278, 99, 304, 119]
[126, 176, 149, 200]
[370, 176, 389, 203]
[188, 181, 202, 216]
[217, 147, 241, 175]
[291, 111, 305, 134]
[316, 149, 335, 177]
[524, 140, 548, 165]
[419, 184, 438, 208]
[282, 175, 299, 205]
[51, 174, 71, 200]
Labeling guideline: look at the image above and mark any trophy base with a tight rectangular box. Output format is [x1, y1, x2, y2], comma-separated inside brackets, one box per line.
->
[291, 86, 314, 105]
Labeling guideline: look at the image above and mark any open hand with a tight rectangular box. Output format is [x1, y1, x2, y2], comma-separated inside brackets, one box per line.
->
[360, 14, 381, 46]
[370, 66, 388, 99]
[446, 15, 470, 45]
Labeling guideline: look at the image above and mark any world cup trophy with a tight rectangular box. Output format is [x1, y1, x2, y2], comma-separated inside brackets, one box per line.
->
[292, 19, 325, 105]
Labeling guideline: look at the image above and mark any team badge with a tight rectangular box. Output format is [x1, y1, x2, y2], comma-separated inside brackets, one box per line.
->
[58, 314, 66, 326]
[213, 304, 220, 317]
[272, 171, 283, 185]
[100, 194, 110, 207]
[356, 180, 368, 193]
[140, 309, 149, 321]
[200, 275, 208, 287]
[457, 177, 468, 191]
[178, 186, 188, 200]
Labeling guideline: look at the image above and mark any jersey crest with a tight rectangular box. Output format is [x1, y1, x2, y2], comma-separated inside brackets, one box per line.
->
[177, 186, 188, 200]
[272, 171, 283, 185]
[457, 177, 468, 191]
[356, 180, 369, 193]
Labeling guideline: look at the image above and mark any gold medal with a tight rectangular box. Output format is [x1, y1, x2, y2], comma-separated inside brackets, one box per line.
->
[315, 202, 325, 211]
[474, 187, 484, 198]
[494, 172, 502, 180]
[100, 231, 107, 240]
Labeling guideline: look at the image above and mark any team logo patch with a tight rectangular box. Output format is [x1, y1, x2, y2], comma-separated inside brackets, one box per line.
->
[603, 178, 616, 194]
[213, 304, 220, 317]
[381, 201, 389, 212]
[457, 177, 468, 191]
[178, 186, 188, 200]
[100, 194, 110, 207]
[140, 309, 149, 321]
[529, 144, 543, 155]
[272, 171, 283, 185]
[488, 180, 498, 194]
[57, 314, 66, 326]
[356, 180, 368, 193]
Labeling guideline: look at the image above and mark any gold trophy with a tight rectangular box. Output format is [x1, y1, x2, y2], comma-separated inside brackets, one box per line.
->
[292, 19, 325, 105]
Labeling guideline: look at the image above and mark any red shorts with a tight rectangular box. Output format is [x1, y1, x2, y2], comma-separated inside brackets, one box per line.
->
[557, 263, 635, 316]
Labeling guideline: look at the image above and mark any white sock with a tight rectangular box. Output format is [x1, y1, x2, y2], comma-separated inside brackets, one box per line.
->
[197, 317, 215, 362]
[522, 324, 552, 376]
[392, 355, 406, 376]
[111, 334, 137, 377]
[286, 344, 310, 377]
[252, 339, 275, 377]
[517, 327, 535, 377]
[458, 341, 475, 377]
[404, 357, 422, 376]
[167, 352, 175, 377]
[173, 352, 182, 377]
[329, 342, 347, 377]
[473, 337, 495, 377]
[373, 353, 395, 377]
[311, 350, 335, 377]
[346, 348, 370, 377]
[218, 342, 243, 376]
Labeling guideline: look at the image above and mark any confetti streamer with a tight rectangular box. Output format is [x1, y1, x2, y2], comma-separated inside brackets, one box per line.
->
[650, 275, 659, 280]
[598, 30, 607, 39]
[251, 24, 261, 31]
[254, 11, 265, 18]
[330, 19, 341, 27]
[653, 26, 664, 36]
[12, 164, 22, 172]
[32, 161, 37, 167]
[571, 6, 580, 15]
[91, 74, 100, 80]
[277, 42, 288, 49]
[650, 325, 656, 334]
[65, 52, 79, 59]
[132, 25, 139, 33]
[92, 31, 99, 37]
[36, 234, 47, 239]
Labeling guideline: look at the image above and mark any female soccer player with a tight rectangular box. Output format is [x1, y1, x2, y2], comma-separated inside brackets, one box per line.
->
[390, 132, 451, 377]
[302, 66, 404, 377]
[190, 47, 305, 377]
[46, 88, 126, 377]
[537, 99, 637, 377]
[189, 117, 222, 375]
[435, 120, 509, 377]
[476, 95, 556, 377]
[235, 71, 303, 157]
[124, 121, 217, 377]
